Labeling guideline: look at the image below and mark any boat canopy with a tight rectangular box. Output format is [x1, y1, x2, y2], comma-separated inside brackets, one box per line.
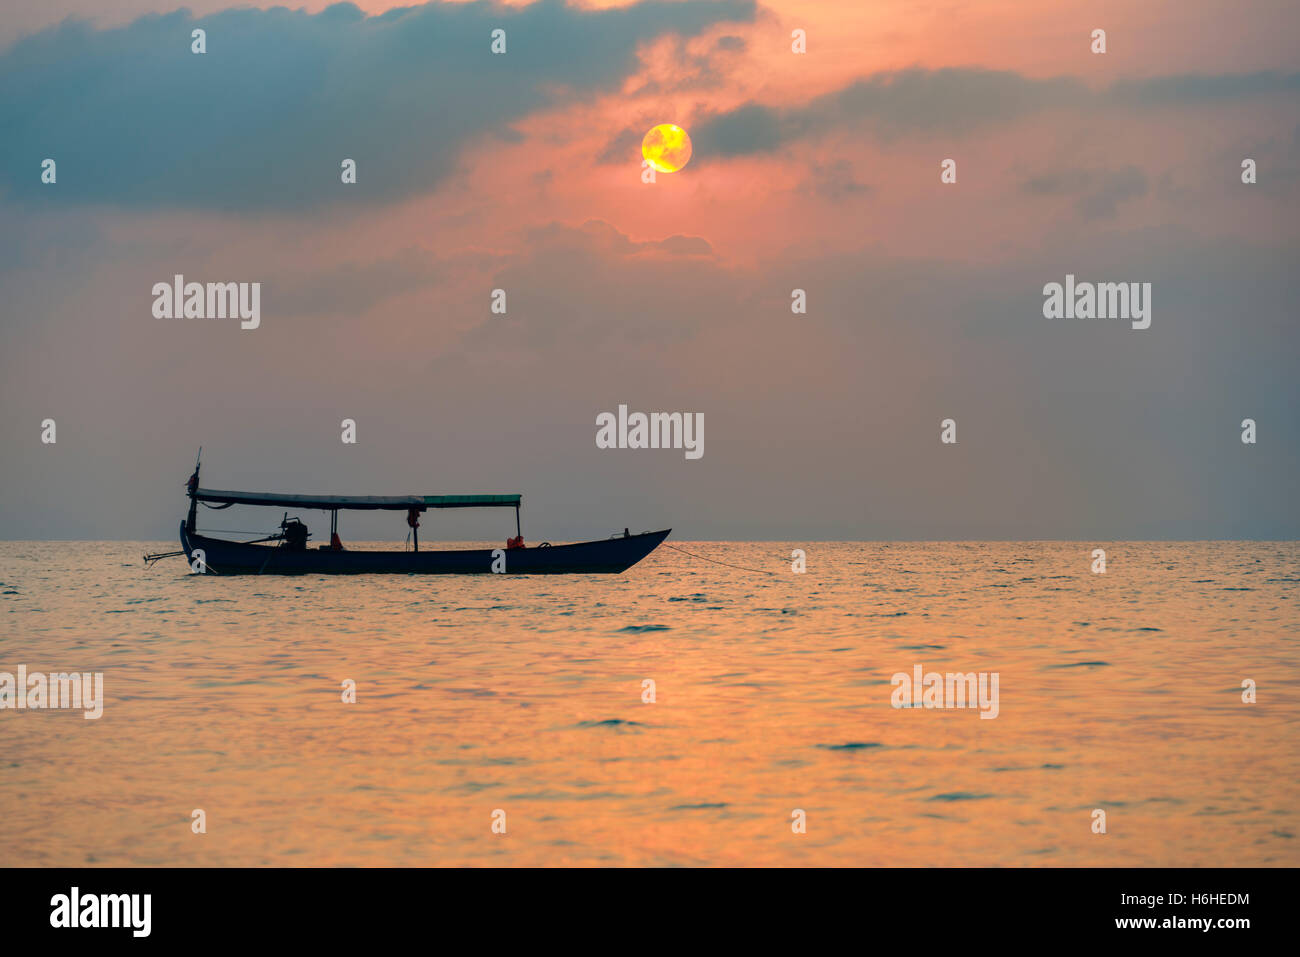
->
[193, 488, 521, 511]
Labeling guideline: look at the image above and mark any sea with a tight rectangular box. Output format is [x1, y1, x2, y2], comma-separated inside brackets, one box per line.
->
[1, 540, 1296, 867]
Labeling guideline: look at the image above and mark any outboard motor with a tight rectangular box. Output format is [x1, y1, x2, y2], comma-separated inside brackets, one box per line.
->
[279, 515, 310, 551]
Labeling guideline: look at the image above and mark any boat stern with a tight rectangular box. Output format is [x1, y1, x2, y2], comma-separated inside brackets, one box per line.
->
[178, 520, 197, 569]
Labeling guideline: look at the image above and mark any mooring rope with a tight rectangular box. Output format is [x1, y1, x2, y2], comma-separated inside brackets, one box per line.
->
[660, 542, 778, 576]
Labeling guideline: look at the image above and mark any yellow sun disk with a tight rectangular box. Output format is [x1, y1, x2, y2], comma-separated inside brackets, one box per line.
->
[642, 123, 692, 173]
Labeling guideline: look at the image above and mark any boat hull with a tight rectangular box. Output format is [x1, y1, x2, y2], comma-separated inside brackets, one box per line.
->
[179, 523, 670, 575]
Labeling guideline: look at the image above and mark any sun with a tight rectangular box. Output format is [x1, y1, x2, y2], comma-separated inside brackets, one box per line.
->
[641, 123, 692, 173]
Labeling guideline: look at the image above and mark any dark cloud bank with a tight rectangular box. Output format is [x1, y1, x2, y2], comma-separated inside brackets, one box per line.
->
[0, 0, 756, 210]
[689, 67, 1300, 157]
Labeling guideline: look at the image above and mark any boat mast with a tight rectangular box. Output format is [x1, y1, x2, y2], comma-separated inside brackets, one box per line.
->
[186, 447, 201, 534]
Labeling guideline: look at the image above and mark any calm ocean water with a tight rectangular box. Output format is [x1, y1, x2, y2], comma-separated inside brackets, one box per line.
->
[1, 540, 1296, 867]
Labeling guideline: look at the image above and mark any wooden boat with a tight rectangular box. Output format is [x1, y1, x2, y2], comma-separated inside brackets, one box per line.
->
[147, 457, 670, 575]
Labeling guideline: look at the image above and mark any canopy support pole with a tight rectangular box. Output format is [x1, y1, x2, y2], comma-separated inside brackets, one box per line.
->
[515, 505, 521, 538]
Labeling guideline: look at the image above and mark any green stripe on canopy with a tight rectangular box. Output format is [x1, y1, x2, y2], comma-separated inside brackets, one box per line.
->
[423, 494, 521, 508]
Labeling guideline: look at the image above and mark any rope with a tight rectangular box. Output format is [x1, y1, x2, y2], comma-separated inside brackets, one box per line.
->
[660, 542, 777, 576]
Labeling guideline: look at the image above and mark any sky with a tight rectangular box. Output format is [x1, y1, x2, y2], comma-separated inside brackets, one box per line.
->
[1, 0, 1297, 541]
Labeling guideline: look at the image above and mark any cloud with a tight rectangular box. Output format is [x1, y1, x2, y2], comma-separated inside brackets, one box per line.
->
[596, 125, 645, 166]
[799, 159, 872, 201]
[1107, 70, 1300, 106]
[524, 219, 713, 259]
[1023, 165, 1149, 219]
[693, 69, 1087, 156]
[623, 26, 748, 97]
[270, 247, 454, 317]
[0, 0, 756, 211]
[690, 67, 1300, 158]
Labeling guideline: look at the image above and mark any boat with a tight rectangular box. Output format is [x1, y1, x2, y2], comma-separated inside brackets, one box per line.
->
[145, 455, 670, 575]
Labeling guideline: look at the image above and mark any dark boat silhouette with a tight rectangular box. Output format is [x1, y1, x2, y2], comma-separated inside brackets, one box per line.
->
[147, 455, 669, 575]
